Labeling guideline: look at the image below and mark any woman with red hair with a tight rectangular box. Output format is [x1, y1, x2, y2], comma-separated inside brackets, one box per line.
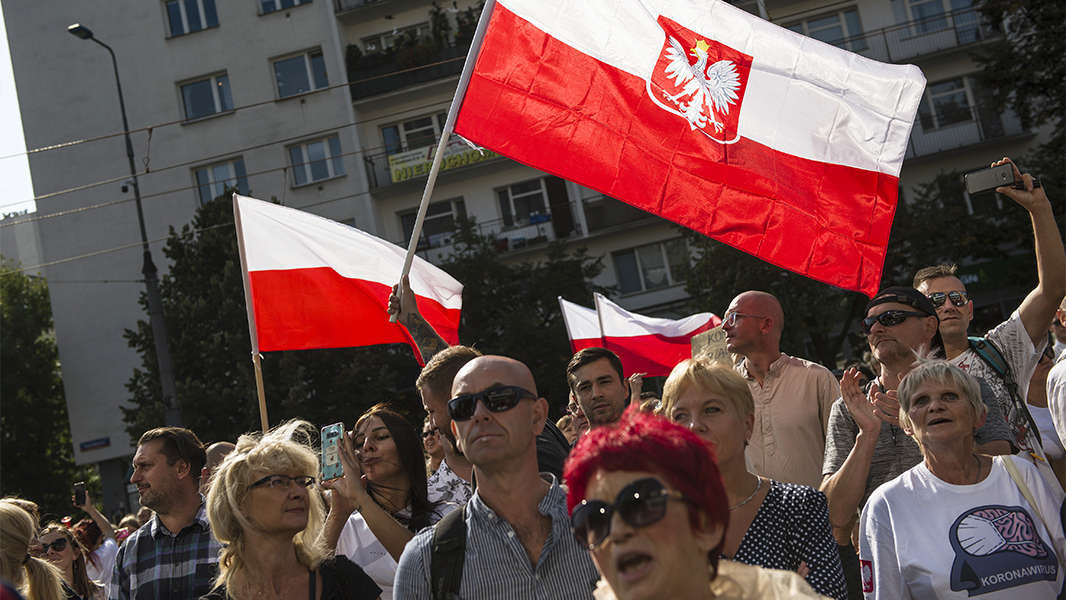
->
[565, 406, 825, 600]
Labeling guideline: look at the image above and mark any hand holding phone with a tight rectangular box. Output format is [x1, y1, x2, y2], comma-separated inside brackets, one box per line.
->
[73, 482, 86, 507]
[321, 423, 345, 482]
[964, 162, 1042, 195]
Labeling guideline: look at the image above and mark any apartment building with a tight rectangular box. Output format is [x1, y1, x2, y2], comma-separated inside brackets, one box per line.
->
[3, 0, 1046, 515]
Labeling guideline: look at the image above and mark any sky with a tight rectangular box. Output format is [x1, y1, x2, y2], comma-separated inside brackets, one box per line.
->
[0, 6, 36, 218]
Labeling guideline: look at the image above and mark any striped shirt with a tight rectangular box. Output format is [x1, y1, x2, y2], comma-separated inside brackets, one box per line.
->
[109, 498, 221, 600]
[394, 474, 600, 600]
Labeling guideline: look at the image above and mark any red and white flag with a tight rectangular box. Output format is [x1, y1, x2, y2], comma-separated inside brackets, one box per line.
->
[559, 297, 603, 353]
[233, 195, 462, 363]
[595, 294, 720, 377]
[452, 0, 925, 297]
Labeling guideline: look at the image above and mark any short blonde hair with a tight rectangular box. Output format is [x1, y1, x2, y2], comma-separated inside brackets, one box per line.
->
[206, 420, 329, 596]
[660, 355, 754, 419]
[898, 359, 986, 442]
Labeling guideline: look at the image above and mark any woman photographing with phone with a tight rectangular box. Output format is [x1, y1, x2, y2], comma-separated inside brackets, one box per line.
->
[71, 491, 118, 588]
[322, 404, 451, 600]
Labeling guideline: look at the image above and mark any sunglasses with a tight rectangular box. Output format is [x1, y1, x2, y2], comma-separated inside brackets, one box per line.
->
[250, 474, 316, 490]
[570, 478, 690, 550]
[926, 291, 969, 309]
[421, 428, 438, 439]
[861, 310, 929, 335]
[42, 537, 69, 553]
[447, 385, 536, 421]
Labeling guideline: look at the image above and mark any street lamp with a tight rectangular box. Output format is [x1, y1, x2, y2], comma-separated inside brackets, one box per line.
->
[67, 23, 183, 428]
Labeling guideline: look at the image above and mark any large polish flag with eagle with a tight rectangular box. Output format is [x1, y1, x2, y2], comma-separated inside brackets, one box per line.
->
[452, 0, 926, 297]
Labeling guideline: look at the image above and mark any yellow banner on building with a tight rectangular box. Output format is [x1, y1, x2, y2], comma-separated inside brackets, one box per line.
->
[388, 140, 499, 184]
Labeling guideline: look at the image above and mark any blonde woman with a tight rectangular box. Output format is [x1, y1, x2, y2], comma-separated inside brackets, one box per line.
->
[202, 420, 381, 600]
[0, 501, 65, 600]
[38, 525, 106, 600]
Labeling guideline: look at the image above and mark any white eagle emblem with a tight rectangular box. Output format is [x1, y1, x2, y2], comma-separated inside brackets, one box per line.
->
[661, 37, 742, 134]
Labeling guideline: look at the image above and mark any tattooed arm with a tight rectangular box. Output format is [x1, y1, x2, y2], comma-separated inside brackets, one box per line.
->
[389, 275, 450, 363]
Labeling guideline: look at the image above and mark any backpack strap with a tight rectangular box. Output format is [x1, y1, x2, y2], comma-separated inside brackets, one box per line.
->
[430, 504, 466, 600]
[968, 336, 1044, 448]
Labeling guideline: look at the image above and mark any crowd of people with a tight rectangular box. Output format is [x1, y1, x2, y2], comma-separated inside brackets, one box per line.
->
[2, 157, 1065, 600]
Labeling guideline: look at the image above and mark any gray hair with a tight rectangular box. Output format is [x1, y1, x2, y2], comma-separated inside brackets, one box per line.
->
[898, 359, 985, 439]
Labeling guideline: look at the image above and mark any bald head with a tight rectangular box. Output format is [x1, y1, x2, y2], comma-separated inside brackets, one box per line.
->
[735, 291, 784, 335]
[201, 441, 236, 490]
[452, 355, 539, 398]
[724, 291, 784, 357]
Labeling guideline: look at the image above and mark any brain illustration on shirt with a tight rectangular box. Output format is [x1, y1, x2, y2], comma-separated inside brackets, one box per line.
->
[957, 507, 1049, 558]
[949, 505, 1058, 595]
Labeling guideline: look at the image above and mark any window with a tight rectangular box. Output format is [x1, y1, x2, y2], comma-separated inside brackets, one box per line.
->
[261, 0, 310, 15]
[362, 23, 430, 53]
[400, 199, 466, 247]
[917, 77, 975, 130]
[181, 74, 233, 120]
[497, 180, 548, 228]
[891, 0, 977, 38]
[288, 136, 344, 186]
[381, 113, 447, 155]
[166, 0, 218, 37]
[195, 159, 248, 204]
[786, 9, 866, 52]
[273, 51, 328, 99]
[613, 239, 689, 294]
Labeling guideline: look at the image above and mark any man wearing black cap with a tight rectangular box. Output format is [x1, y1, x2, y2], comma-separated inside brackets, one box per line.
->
[819, 287, 1012, 592]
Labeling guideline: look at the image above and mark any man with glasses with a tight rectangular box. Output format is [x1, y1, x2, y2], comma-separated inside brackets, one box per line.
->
[722, 290, 840, 489]
[395, 355, 599, 600]
[566, 391, 590, 445]
[112, 427, 220, 600]
[820, 288, 1011, 587]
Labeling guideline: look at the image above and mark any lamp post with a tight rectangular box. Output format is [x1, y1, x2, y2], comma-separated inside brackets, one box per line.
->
[68, 23, 183, 428]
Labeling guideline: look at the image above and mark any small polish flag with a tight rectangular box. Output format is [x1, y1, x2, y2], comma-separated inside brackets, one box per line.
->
[595, 294, 720, 377]
[559, 297, 603, 353]
[233, 195, 462, 364]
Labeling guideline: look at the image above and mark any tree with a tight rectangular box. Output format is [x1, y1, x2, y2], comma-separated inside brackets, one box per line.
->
[124, 195, 422, 445]
[0, 260, 84, 516]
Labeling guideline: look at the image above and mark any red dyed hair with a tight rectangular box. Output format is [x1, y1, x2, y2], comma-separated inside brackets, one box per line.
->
[563, 405, 729, 568]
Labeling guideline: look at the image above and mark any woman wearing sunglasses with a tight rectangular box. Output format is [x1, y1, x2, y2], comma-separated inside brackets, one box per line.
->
[37, 525, 105, 600]
[659, 356, 847, 599]
[565, 407, 826, 600]
[203, 420, 381, 600]
[322, 404, 450, 600]
[861, 360, 1066, 599]
[0, 501, 66, 600]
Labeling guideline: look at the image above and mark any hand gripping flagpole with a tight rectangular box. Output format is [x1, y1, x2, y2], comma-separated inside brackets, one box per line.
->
[391, 0, 498, 322]
[233, 194, 270, 433]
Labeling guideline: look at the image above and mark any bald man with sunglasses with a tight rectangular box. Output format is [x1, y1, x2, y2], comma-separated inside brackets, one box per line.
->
[394, 356, 598, 600]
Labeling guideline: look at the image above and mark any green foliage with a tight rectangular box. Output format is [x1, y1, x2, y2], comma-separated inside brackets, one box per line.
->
[0, 260, 84, 516]
[429, 2, 453, 49]
[439, 217, 613, 410]
[123, 194, 422, 445]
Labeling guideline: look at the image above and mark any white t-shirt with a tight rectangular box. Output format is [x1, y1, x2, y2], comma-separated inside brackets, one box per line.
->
[335, 490, 456, 600]
[1028, 404, 1065, 460]
[1048, 358, 1066, 459]
[861, 456, 1066, 599]
[86, 537, 118, 586]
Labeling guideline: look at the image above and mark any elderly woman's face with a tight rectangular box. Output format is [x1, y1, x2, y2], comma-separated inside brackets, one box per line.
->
[905, 380, 984, 446]
[243, 471, 311, 535]
[667, 383, 752, 469]
[583, 469, 721, 600]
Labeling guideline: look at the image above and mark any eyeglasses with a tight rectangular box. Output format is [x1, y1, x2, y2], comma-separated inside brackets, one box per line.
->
[421, 428, 438, 439]
[570, 478, 690, 550]
[447, 385, 537, 421]
[861, 310, 929, 335]
[250, 474, 315, 490]
[42, 537, 69, 553]
[723, 312, 767, 327]
[926, 291, 969, 309]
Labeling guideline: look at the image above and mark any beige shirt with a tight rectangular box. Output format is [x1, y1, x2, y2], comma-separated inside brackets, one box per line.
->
[737, 353, 840, 489]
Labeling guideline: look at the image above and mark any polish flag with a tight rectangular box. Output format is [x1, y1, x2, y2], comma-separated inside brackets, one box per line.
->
[452, 0, 925, 297]
[233, 195, 462, 363]
[595, 294, 720, 377]
[559, 297, 603, 353]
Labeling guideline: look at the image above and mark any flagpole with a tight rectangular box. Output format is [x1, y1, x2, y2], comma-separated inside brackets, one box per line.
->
[233, 193, 270, 432]
[391, 0, 498, 323]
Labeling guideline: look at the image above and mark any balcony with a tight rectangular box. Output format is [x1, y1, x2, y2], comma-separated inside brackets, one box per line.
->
[827, 6, 1002, 64]
[905, 105, 1028, 159]
[348, 42, 468, 100]
[408, 195, 655, 263]
[364, 135, 506, 188]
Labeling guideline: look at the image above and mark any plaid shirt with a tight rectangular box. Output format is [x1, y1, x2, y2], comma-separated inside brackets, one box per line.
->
[109, 498, 221, 600]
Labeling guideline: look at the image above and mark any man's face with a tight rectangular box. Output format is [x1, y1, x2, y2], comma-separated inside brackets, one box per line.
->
[917, 276, 971, 340]
[865, 302, 937, 370]
[1052, 310, 1066, 344]
[570, 357, 628, 427]
[421, 386, 459, 453]
[450, 361, 544, 469]
[721, 294, 765, 354]
[129, 440, 186, 514]
[568, 392, 590, 434]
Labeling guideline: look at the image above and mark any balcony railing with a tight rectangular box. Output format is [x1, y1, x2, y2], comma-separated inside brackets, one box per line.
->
[906, 105, 1027, 159]
[348, 42, 468, 100]
[364, 136, 506, 188]
[827, 6, 1001, 63]
[406, 195, 655, 263]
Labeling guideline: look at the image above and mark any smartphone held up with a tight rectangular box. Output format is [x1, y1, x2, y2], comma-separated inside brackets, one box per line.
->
[321, 423, 344, 482]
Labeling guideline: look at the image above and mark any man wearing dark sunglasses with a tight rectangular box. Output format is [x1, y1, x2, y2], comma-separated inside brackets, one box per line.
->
[821, 287, 1012, 571]
[395, 355, 599, 599]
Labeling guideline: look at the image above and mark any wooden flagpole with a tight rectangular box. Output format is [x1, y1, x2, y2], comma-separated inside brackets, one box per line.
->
[232, 193, 270, 432]
[391, 0, 498, 322]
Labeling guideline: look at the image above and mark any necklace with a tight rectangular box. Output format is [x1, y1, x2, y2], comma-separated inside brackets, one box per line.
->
[730, 476, 762, 510]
